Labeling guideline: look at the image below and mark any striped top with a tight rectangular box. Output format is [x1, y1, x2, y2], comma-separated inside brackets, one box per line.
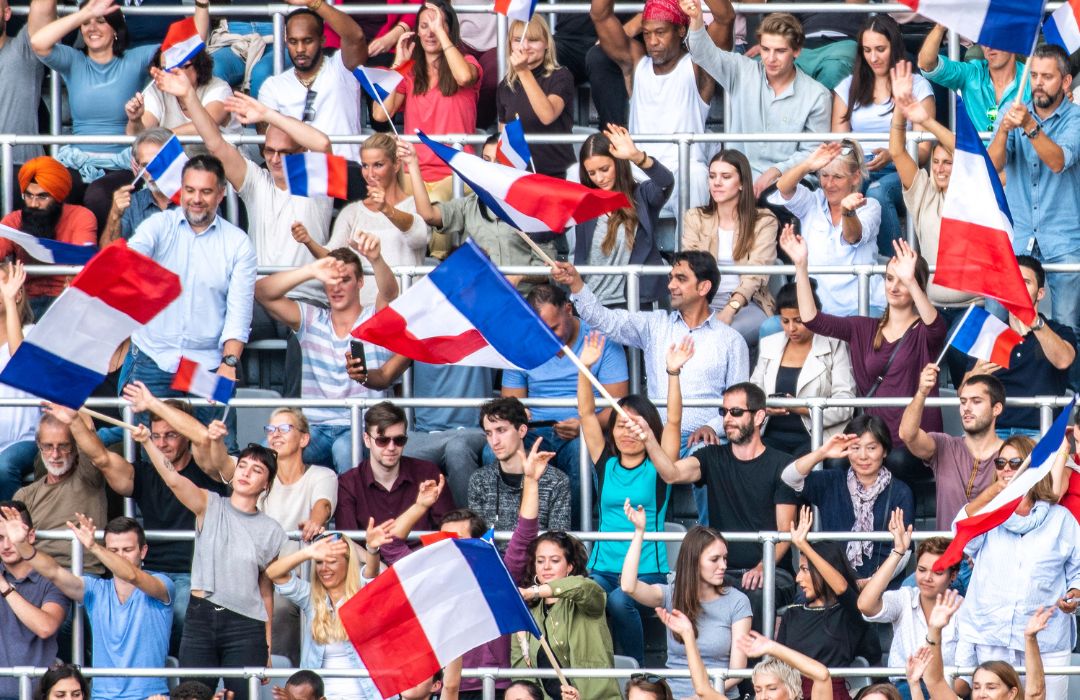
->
[296, 303, 389, 425]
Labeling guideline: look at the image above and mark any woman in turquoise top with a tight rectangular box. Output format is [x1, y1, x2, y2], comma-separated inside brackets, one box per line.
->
[576, 330, 691, 665]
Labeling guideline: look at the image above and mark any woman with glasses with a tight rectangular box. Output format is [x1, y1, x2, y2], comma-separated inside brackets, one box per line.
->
[256, 408, 337, 667]
[781, 415, 913, 580]
[265, 522, 390, 700]
[134, 427, 285, 700]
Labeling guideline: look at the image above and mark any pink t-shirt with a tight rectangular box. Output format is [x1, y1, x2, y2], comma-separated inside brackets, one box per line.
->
[395, 54, 483, 181]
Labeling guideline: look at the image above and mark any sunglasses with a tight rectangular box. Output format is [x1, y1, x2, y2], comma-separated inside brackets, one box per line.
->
[631, 674, 665, 684]
[371, 435, 408, 448]
[264, 424, 296, 435]
[838, 139, 858, 157]
[994, 457, 1023, 470]
[717, 407, 751, 418]
[302, 89, 317, 122]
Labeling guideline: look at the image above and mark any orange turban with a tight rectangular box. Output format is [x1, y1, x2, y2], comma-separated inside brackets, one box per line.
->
[18, 156, 73, 202]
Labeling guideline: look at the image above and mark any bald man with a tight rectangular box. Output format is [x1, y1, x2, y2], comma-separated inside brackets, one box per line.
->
[0, 156, 97, 317]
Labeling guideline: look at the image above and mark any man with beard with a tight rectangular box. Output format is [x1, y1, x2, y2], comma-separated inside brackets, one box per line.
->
[12, 412, 106, 576]
[257, 3, 367, 164]
[644, 382, 799, 631]
[124, 155, 256, 440]
[100, 128, 180, 245]
[0, 157, 96, 318]
[989, 44, 1080, 344]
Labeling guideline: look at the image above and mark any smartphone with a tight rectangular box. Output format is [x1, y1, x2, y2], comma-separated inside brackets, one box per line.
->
[349, 339, 366, 371]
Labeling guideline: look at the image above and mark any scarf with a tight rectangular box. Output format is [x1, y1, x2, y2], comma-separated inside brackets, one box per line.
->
[1002, 500, 1050, 535]
[846, 467, 892, 567]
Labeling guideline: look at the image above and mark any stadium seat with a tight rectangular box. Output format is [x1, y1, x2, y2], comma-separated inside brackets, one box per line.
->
[613, 654, 639, 700]
[235, 387, 282, 449]
[664, 521, 687, 584]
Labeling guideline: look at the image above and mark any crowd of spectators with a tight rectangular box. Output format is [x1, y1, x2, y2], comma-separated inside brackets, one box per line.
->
[1, 0, 1080, 698]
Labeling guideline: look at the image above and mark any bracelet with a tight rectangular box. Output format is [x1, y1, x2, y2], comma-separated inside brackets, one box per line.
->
[365, 545, 380, 555]
[395, 21, 410, 31]
[441, 43, 455, 52]
[666, 369, 681, 376]
[0, 585, 13, 598]
[308, 0, 324, 9]
[924, 634, 937, 647]
[636, 151, 648, 167]
[891, 549, 905, 557]
[841, 209, 858, 218]
[24, 547, 38, 561]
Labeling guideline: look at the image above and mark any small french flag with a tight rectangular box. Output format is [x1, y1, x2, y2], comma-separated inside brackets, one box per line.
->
[284, 152, 349, 199]
[946, 304, 1023, 368]
[494, 0, 538, 24]
[496, 117, 531, 171]
[171, 356, 235, 404]
[0, 224, 97, 265]
[145, 135, 189, 205]
[352, 61, 414, 102]
[160, 17, 205, 72]
[1045, 0, 1080, 54]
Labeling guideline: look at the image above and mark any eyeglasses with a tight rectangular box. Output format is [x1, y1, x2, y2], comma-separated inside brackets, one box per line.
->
[371, 435, 408, 448]
[302, 89, 317, 122]
[263, 145, 305, 159]
[717, 407, 751, 418]
[630, 674, 665, 684]
[994, 457, 1023, 470]
[150, 432, 182, 442]
[22, 191, 52, 203]
[264, 424, 296, 435]
[38, 442, 74, 455]
[838, 139, 857, 157]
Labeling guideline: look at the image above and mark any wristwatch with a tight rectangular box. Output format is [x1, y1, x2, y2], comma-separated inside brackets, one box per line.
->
[727, 298, 743, 313]
[221, 354, 239, 368]
[1025, 123, 1042, 140]
[1032, 314, 1045, 331]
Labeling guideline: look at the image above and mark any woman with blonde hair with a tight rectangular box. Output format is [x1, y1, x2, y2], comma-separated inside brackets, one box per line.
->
[0, 262, 39, 502]
[496, 15, 576, 179]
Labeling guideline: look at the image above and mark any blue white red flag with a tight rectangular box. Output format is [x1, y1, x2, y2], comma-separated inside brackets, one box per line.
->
[1045, 0, 1080, 53]
[0, 224, 97, 265]
[354, 239, 563, 369]
[417, 130, 628, 233]
[161, 17, 205, 72]
[494, 0, 539, 25]
[945, 304, 1023, 368]
[496, 117, 532, 171]
[171, 357, 234, 404]
[932, 97, 1036, 325]
[934, 396, 1077, 572]
[144, 135, 188, 205]
[352, 61, 414, 102]
[339, 537, 541, 698]
[0, 242, 181, 409]
[284, 152, 349, 199]
[897, 0, 1047, 54]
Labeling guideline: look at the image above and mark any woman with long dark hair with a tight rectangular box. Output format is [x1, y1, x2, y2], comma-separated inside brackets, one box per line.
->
[682, 149, 778, 341]
[34, 664, 89, 700]
[577, 331, 689, 666]
[831, 14, 935, 252]
[576, 125, 670, 308]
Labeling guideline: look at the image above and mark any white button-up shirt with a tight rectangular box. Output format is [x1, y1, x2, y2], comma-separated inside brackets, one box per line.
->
[866, 586, 961, 678]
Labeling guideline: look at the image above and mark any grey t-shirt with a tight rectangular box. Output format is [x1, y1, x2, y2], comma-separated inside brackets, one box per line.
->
[192, 491, 287, 621]
[585, 214, 631, 306]
[662, 583, 753, 700]
[0, 28, 45, 164]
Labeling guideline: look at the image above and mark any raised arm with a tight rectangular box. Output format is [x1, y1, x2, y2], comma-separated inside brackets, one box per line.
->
[0, 263, 25, 356]
[699, 0, 735, 50]
[619, 500, 665, 607]
[1001, 100, 1066, 173]
[1024, 607, 1052, 700]
[776, 143, 841, 200]
[72, 513, 171, 603]
[777, 223, 818, 324]
[637, 416, 703, 484]
[265, 534, 349, 584]
[289, 0, 367, 69]
[663, 337, 694, 460]
[924, 590, 964, 700]
[917, 24, 946, 73]
[857, 508, 911, 616]
[889, 63, 920, 189]
[397, 139, 441, 226]
[521, 440, 555, 522]
[26, 0, 58, 39]
[427, 3, 477, 87]
[30, 0, 111, 56]
[42, 403, 136, 496]
[373, 37, 412, 120]
[576, 331, 607, 463]
[898, 364, 940, 460]
[388, 475, 446, 541]
[782, 433, 858, 491]
[255, 257, 349, 332]
[738, 631, 832, 700]
[121, 381, 224, 474]
[2, 506, 83, 601]
[892, 240, 938, 325]
[790, 506, 848, 596]
[656, 608, 725, 700]
[590, 0, 642, 76]
[352, 233, 400, 310]
[225, 91, 332, 154]
[133, 425, 209, 517]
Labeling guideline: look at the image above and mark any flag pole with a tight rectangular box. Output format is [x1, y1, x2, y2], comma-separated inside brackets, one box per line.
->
[933, 303, 976, 367]
[515, 230, 557, 267]
[372, 90, 400, 138]
[79, 407, 138, 432]
[220, 404, 232, 423]
[537, 635, 571, 687]
[1012, 32, 1041, 106]
[561, 344, 634, 424]
[130, 167, 147, 187]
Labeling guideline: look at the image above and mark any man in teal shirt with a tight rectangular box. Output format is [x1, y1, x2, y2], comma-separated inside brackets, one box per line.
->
[917, 23, 1031, 131]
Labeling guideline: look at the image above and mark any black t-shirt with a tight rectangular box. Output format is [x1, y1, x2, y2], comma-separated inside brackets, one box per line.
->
[694, 445, 799, 570]
[776, 588, 866, 667]
[496, 67, 577, 177]
[131, 457, 229, 573]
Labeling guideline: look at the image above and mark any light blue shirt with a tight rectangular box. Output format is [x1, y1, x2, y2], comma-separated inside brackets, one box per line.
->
[958, 504, 1080, 654]
[924, 57, 1029, 132]
[129, 208, 257, 372]
[502, 320, 629, 423]
[82, 573, 174, 700]
[569, 285, 749, 432]
[1002, 98, 1080, 260]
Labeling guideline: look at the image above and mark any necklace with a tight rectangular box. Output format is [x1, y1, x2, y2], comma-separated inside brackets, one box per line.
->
[294, 57, 324, 88]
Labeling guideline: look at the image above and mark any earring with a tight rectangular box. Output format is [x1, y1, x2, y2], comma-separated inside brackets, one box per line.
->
[533, 575, 540, 585]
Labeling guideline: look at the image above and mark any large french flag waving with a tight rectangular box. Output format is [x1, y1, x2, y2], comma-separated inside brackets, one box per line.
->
[339, 537, 541, 698]
[934, 396, 1077, 572]
[932, 97, 1036, 326]
[0, 242, 181, 409]
[417, 130, 629, 234]
[355, 239, 563, 370]
[897, 0, 1046, 54]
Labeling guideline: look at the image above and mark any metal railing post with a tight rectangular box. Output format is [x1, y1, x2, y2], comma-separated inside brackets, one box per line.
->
[71, 536, 84, 665]
[248, 669, 262, 699]
[579, 437, 592, 532]
[626, 271, 642, 395]
[351, 403, 362, 470]
[905, 137, 919, 246]
[810, 404, 824, 451]
[2, 142, 12, 215]
[496, 14, 508, 81]
[1040, 400, 1054, 433]
[123, 404, 137, 518]
[226, 186, 240, 226]
[49, 70, 62, 157]
[677, 136, 691, 243]
[399, 272, 415, 426]
[483, 670, 497, 700]
[18, 669, 32, 700]
[858, 270, 870, 317]
[761, 535, 776, 639]
[711, 673, 725, 693]
[452, 142, 465, 200]
[273, 13, 286, 76]
[947, 29, 960, 130]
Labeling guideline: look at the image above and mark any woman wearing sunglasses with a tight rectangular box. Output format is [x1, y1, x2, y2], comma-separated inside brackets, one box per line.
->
[133, 427, 285, 700]
[781, 415, 913, 580]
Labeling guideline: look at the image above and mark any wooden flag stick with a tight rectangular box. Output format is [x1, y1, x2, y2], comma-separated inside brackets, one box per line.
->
[79, 407, 138, 432]
[537, 635, 570, 688]
[220, 404, 232, 424]
[561, 343, 634, 425]
[933, 302, 976, 367]
[515, 230, 557, 268]
[371, 89, 400, 137]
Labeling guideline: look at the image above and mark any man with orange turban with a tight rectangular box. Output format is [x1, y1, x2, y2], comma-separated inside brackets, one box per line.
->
[0, 156, 97, 317]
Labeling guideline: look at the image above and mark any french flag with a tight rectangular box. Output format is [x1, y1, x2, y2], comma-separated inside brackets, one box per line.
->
[496, 117, 532, 171]
[417, 130, 628, 234]
[932, 97, 1036, 326]
[897, 0, 1046, 54]
[0, 224, 97, 265]
[946, 304, 1023, 368]
[145, 135, 188, 205]
[1045, 0, 1080, 54]
[171, 356, 235, 404]
[0, 242, 181, 409]
[934, 396, 1077, 572]
[339, 537, 541, 699]
[352, 61, 413, 102]
[355, 239, 563, 370]
[494, 0, 539, 24]
[160, 17, 205, 72]
[284, 152, 349, 199]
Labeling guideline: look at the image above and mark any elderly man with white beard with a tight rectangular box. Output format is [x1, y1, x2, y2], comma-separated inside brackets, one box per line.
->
[13, 410, 107, 575]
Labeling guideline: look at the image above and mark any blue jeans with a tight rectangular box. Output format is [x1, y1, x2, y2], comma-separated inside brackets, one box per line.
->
[303, 424, 357, 475]
[166, 572, 192, 657]
[895, 680, 930, 700]
[996, 427, 1041, 440]
[590, 569, 667, 666]
[866, 165, 904, 256]
[0, 440, 38, 501]
[211, 22, 290, 97]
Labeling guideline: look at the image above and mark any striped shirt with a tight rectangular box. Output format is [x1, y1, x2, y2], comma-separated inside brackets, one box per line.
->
[296, 303, 389, 425]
